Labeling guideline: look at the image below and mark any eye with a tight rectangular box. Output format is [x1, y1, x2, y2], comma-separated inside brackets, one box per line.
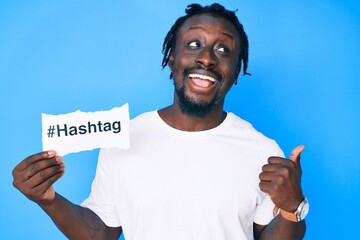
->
[216, 45, 230, 54]
[218, 47, 226, 52]
[188, 40, 201, 49]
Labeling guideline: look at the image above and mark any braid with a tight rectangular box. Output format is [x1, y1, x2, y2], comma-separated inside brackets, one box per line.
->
[162, 3, 251, 78]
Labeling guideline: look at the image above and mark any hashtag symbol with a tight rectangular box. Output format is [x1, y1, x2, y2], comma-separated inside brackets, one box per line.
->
[47, 125, 55, 138]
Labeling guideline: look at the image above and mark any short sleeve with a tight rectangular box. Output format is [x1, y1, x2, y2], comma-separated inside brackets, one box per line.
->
[81, 148, 121, 227]
[253, 194, 275, 225]
[254, 145, 285, 225]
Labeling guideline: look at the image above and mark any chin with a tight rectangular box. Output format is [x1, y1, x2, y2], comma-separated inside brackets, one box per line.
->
[176, 86, 215, 118]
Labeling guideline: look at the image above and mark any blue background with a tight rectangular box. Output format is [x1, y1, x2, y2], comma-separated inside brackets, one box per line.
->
[1, 0, 359, 239]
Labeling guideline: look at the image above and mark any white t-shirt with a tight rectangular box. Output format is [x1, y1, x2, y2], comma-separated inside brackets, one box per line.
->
[82, 111, 284, 240]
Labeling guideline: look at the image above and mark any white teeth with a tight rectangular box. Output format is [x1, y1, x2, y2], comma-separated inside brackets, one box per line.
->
[189, 73, 216, 82]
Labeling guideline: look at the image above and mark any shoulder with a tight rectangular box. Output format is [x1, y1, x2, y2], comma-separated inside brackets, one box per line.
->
[224, 113, 284, 157]
[129, 110, 162, 135]
[130, 111, 158, 126]
[224, 113, 270, 140]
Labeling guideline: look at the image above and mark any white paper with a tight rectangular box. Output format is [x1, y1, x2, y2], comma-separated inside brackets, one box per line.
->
[42, 103, 130, 156]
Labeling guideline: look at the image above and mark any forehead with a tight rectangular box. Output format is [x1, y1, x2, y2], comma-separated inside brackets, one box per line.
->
[177, 13, 240, 41]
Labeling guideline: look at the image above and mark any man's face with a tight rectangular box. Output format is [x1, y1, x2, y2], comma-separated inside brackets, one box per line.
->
[169, 13, 241, 117]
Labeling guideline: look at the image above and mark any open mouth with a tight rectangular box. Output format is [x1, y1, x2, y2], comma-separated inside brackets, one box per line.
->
[188, 73, 217, 88]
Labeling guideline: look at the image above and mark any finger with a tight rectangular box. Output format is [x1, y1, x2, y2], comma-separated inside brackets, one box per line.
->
[259, 180, 273, 194]
[289, 145, 305, 167]
[26, 162, 65, 188]
[14, 150, 57, 172]
[40, 170, 65, 191]
[267, 156, 288, 165]
[261, 163, 284, 175]
[28, 170, 65, 202]
[263, 158, 294, 176]
[259, 171, 274, 182]
[22, 155, 63, 181]
[32, 169, 65, 195]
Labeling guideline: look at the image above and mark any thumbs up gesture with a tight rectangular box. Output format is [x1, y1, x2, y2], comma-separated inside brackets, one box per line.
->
[259, 145, 305, 212]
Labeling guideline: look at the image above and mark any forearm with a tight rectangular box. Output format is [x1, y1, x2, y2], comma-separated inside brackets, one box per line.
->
[257, 215, 306, 240]
[39, 193, 109, 240]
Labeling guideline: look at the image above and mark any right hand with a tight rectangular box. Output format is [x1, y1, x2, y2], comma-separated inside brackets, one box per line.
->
[12, 151, 65, 206]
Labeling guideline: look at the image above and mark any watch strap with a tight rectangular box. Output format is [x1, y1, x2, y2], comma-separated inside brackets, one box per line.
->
[273, 197, 308, 222]
[280, 208, 298, 222]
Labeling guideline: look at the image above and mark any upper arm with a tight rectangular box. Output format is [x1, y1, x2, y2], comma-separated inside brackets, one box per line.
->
[105, 226, 122, 240]
[253, 223, 266, 240]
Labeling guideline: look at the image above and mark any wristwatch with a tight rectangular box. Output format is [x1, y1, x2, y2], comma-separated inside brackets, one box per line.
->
[280, 197, 310, 222]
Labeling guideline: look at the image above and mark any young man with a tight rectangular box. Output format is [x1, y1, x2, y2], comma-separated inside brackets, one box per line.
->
[12, 3, 308, 240]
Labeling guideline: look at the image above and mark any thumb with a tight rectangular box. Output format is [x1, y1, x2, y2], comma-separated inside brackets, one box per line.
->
[289, 145, 305, 167]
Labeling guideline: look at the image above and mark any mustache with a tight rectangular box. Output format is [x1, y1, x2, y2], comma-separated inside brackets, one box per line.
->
[183, 65, 223, 82]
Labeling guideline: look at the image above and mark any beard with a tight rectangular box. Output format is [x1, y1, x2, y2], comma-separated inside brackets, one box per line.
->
[173, 65, 225, 118]
[175, 80, 216, 118]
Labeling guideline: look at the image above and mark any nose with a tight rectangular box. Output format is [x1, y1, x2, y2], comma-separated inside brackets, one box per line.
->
[195, 48, 217, 69]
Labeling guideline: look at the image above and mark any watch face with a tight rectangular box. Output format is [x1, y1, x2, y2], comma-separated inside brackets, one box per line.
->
[300, 202, 310, 220]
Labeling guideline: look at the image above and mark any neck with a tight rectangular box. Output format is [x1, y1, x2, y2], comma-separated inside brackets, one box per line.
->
[158, 100, 227, 132]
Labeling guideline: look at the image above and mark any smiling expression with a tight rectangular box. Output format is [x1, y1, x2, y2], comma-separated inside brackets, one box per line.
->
[169, 13, 241, 117]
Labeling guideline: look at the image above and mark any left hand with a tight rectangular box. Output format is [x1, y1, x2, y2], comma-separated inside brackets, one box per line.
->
[259, 145, 305, 212]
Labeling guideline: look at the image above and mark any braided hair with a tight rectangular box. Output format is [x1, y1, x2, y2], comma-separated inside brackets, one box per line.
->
[162, 3, 250, 79]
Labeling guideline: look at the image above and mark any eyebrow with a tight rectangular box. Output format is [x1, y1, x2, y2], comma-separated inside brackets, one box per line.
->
[188, 26, 234, 40]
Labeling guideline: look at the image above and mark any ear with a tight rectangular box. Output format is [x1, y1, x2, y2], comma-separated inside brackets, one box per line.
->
[168, 50, 174, 71]
[234, 65, 240, 85]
